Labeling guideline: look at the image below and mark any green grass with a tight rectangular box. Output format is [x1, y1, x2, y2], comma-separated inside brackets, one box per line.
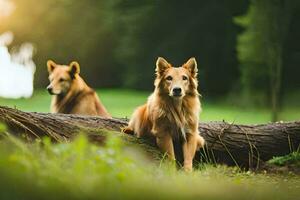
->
[0, 89, 299, 124]
[0, 133, 299, 200]
[0, 90, 51, 113]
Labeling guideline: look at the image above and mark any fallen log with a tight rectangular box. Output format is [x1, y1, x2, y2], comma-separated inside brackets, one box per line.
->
[0, 106, 299, 169]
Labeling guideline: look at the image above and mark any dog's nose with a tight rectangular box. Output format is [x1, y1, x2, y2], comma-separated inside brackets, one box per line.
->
[172, 87, 182, 96]
[47, 86, 53, 94]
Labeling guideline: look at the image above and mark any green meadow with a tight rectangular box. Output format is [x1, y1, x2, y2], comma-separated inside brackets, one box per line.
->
[0, 89, 299, 124]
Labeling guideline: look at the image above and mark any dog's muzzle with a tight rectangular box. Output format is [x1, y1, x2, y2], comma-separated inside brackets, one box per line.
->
[172, 87, 182, 97]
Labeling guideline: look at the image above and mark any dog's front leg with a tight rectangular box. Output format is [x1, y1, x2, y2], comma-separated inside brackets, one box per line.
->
[182, 133, 198, 172]
[156, 134, 175, 161]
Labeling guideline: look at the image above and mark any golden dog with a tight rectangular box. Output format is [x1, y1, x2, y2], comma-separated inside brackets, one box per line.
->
[47, 60, 110, 117]
[123, 57, 205, 171]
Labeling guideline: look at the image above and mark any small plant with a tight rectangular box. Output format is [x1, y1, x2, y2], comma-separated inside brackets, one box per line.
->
[268, 152, 300, 167]
[0, 123, 7, 133]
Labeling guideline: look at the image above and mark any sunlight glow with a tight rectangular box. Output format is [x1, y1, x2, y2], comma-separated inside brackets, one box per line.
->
[0, 0, 15, 19]
[0, 32, 36, 99]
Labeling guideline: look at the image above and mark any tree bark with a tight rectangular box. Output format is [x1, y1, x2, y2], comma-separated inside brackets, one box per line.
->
[0, 106, 299, 169]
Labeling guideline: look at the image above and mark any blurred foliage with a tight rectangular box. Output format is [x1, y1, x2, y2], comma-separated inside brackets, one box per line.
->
[0, 0, 122, 88]
[235, 0, 300, 106]
[0, 133, 300, 200]
[0, 0, 249, 97]
[0, 0, 299, 99]
[109, 0, 249, 96]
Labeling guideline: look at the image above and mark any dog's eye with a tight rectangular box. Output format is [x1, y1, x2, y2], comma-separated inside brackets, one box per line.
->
[166, 76, 173, 81]
[182, 76, 188, 81]
[59, 78, 65, 82]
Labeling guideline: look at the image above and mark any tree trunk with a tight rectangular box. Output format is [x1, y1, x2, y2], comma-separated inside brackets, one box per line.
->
[0, 106, 299, 169]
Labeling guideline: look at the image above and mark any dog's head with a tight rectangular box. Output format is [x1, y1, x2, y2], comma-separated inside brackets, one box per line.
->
[46, 60, 80, 95]
[155, 57, 198, 98]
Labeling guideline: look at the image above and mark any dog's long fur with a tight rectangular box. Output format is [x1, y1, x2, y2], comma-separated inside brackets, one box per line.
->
[47, 60, 111, 117]
[123, 57, 205, 171]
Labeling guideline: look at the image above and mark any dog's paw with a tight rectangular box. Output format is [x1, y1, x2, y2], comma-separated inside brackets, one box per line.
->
[183, 164, 193, 172]
[121, 127, 134, 135]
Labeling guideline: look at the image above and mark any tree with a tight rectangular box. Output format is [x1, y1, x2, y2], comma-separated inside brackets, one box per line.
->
[235, 0, 295, 121]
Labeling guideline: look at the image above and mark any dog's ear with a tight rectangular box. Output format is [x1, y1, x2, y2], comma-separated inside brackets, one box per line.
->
[47, 60, 57, 73]
[156, 57, 171, 76]
[183, 57, 198, 77]
[69, 61, 80, 78]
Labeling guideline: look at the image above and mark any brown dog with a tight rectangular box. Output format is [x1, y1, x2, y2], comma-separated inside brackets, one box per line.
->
[123, 57, 205, 171]
[47, 60, 111, 117]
